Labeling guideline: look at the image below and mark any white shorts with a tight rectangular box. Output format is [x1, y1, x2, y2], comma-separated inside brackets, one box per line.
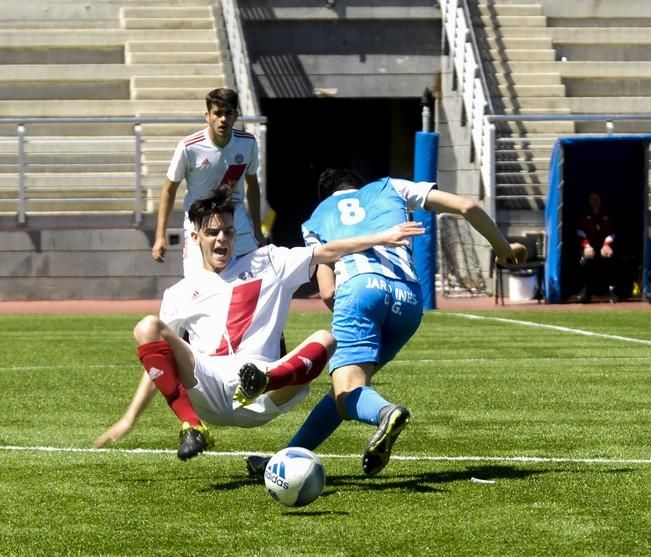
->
[187, 351, 310, 428]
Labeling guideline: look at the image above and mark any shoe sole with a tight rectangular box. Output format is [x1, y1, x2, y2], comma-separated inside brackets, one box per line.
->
[363, 406, 410, 476]
[238, 363, 268, 400]
[245, 456, 270, 481]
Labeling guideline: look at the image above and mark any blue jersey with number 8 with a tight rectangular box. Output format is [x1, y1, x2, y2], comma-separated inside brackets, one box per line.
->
[302, 177, 433, 290]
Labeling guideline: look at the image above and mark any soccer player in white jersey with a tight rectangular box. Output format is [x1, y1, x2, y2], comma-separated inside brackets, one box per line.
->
[247, 169, 526, 478]
[94, 184, 426, 459]
[152, 88, 266, 276]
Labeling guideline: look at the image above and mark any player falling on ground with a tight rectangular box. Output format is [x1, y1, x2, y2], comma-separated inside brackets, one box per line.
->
[94, 184, 426, 458]
[247, 169, 526, 478]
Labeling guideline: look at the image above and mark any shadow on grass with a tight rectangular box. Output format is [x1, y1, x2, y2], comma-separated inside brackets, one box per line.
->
[323, 465, 546, 494]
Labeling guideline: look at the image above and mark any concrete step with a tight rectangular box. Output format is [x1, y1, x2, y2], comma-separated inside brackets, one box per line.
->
[495, 197, 546, 211]
[483, 37, 552, 49]
[483, 49, 556, 61]
[558, 60, 651, 78]
[556, 43, 651, 62]
[120, 7, 212, 18]
[126, 40, 219, 53]
[127, 51, 221, 64]
[0, 99, 205, 118]
[548, 17, 651, 28]
[476, 4, 543, 16]
[489, 73, 563, 85]
[131, 75, 226, 88]
[549, 27, 651, 43]
[493, 97, 571, 109]
[492, 84, 566, 97]
[0, 137, 135, 154]
[0, 29, 217, 46]
[493, 120, 575, 134]
[132, 88, 217, 100]
[0, 64, 227, 80]
[496, 184, 547, 195]
[567, 97, 651, 113]
[475, 15, 547, 27]
[480, 26, 551, 38]
[0, 173, 160, 187]
[121, 18, 214, 30]
[0, 197, 138, 212]
[498, 107, 572, 115]
[564, 78, 651, 97]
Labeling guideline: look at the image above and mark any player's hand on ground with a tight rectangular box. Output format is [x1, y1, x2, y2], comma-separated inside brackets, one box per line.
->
[152, 237, 167, 262]
[380, 221, 426, 246]
[93, 416, 134, 448]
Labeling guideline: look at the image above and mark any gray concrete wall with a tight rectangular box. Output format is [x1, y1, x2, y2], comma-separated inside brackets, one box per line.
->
[241, 1, 442, 98]
[0, 228, 183, 300]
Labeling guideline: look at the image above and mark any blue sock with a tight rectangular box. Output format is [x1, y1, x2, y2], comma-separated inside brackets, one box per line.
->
[343, 386, 390, 425]
[286, 394, 342, 451]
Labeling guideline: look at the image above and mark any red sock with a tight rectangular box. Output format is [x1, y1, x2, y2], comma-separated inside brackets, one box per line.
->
[137, 340, 201, 427]
[266, 342, 328, 391]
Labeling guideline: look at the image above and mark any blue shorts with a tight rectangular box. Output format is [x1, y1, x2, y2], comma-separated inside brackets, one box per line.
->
[329, 274, 423, 373]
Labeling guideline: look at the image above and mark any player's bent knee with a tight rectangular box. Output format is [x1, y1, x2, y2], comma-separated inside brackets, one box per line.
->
[133, 314, 164, 344]
[311, 329, 336, 352]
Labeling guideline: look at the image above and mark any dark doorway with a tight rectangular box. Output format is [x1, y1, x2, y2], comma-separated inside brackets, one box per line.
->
[261, 97, 421, 247]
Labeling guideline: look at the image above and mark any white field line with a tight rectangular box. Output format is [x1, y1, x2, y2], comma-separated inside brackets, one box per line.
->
[1, 445, 650, 465]
[444, 313, 651, 346]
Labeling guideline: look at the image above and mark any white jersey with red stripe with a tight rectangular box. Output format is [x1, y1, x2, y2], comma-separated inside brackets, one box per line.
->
[160, 244, 315, 362]
[167, 127, 259, 257]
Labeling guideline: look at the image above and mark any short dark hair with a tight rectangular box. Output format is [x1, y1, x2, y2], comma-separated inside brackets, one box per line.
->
[205, 88, 239, 112]
[317, 168, 364, 200]
[188, 184, 235, 231]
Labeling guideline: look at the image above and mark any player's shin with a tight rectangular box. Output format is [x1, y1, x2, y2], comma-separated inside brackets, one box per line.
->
[137, 340, 201, 427]
[286, 394, 342, 451]
[266, 342, 329, 390]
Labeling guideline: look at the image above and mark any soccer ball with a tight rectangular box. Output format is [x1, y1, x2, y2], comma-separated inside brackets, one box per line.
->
[264, 447, 326, 507]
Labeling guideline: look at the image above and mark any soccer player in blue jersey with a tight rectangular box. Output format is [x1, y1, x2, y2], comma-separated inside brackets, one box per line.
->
[247, 169, 525, 477]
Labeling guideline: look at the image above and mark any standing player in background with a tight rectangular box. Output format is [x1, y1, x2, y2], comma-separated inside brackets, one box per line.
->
[247, 169, 526, 478]
[94, 185, 426, 458]
[152, 87, 266, 277]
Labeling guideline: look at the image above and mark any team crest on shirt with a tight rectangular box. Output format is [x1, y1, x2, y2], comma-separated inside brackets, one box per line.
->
[201, 158, 211, 167]
[239, 271, 253, 280]
[235, 154, 244, 163]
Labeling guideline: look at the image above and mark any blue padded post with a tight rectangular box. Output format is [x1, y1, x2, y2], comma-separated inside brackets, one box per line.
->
[413, 131, 439, 310]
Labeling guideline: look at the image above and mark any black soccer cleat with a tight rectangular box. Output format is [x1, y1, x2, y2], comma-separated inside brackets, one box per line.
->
[362, 405, 410, 476]
[245, 454, 270, 482]
[234, 362, 269, 406]
[177, 422, 212, 461]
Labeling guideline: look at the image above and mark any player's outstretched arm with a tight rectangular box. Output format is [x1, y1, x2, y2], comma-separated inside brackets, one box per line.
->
[424, 189, 526, 265]
[312, 221, 425, 265]
[93, 371, 158, 448]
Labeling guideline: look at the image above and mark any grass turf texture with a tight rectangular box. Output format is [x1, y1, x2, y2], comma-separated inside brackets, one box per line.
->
[1, 310, 650, 556]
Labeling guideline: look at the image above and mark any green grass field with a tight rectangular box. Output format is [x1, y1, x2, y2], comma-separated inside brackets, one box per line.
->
[1, 309, 650, 556]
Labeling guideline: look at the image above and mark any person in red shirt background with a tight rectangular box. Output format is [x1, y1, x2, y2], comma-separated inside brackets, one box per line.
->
[577, 191, 618, 303]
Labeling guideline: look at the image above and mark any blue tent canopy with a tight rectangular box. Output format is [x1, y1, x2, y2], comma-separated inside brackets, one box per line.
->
[544, 135, 650, 303]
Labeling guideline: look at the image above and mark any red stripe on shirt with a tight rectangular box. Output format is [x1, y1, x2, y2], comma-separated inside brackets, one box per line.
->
[212, 279, 262, 356]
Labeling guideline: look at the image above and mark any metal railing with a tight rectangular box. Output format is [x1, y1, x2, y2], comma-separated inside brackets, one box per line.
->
[440, 0, 651, 216]
[220, 0, 269, 217]
[0, 115, 267, 226]
[441, 0, 493, 206]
